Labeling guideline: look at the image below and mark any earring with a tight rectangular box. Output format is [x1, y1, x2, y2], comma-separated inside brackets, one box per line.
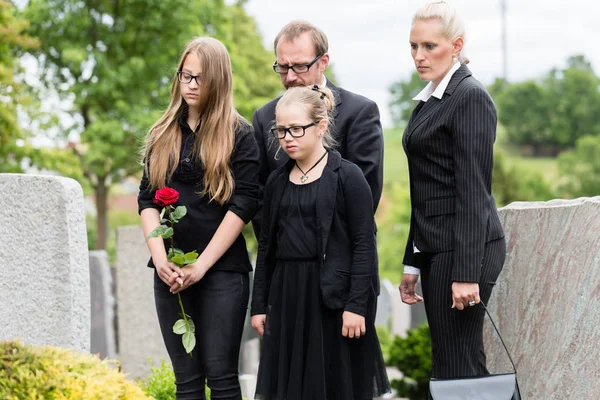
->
[453, 56, 458, 63]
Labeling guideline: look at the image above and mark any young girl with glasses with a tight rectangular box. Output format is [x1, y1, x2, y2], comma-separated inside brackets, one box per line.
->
[250, 85, 390, 400]
[138, 37, 259, 399]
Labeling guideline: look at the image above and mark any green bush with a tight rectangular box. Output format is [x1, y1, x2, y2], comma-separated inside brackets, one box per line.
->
[375, 326, 394, 365]
[139, 360, 246, 400]
[138, 359, 177, 400]
[387, 324, 432, 400]
[0, 340, 150, 399]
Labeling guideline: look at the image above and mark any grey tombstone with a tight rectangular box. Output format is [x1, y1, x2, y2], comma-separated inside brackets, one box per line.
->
[484, 196, 600, 399]
[0, 174, 90, 351]
[380, 279, 412, 337]
[375, 279, 393, 328]
[409, 280, 428, 329]
[89, 250, 117, 359]
[115, 225, 169, 378]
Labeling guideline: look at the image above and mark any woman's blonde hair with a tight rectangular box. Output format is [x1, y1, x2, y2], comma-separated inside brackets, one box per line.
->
[276, 85, 337, 149]
[413, 1, 469, 64]
[141, 37, 239, 204]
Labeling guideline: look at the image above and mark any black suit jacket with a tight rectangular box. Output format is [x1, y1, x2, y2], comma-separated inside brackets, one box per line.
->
[251, 81, 383, 238]
[250, 150, 377, 317]
[402, 65, 504, 282]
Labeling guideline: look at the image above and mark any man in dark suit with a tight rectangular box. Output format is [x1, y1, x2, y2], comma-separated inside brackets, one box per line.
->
[252, 20, 384, 238]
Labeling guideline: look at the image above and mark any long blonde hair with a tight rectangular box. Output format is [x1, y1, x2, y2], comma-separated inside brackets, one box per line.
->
[141, 37, 239, 204]
[413, 1, 469, 64]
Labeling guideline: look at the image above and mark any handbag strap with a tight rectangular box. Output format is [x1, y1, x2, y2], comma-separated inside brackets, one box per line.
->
[480, 302, 518, 375]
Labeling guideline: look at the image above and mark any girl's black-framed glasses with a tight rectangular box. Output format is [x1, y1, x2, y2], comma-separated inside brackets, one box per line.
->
[177, 71, 202, 85]
[270, 122, 316, 139]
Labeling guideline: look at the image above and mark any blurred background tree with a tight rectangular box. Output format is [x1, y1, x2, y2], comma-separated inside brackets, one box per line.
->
[0, 0, 39, 172]
[19, 0, 280, 250]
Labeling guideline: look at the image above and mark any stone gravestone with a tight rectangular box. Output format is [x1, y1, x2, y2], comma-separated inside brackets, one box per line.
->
[89, 250, 117, 359]
[484, 197, 600, 399]
[115, 225, 169, 378]
[0, 174, 90, 351]
[410, 280, 428, 328]
[375, 279, 393, 328]
[378, 279, 412, 337]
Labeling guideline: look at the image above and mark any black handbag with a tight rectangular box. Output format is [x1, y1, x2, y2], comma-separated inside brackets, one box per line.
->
[429, 302, 522, 400]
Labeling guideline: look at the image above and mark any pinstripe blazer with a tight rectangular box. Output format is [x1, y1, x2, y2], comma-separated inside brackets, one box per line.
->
[402, 64, 504, 282]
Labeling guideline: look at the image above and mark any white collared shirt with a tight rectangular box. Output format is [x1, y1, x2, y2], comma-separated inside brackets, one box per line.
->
[403, 62, 461, 276]
[413, 62, 461, 102]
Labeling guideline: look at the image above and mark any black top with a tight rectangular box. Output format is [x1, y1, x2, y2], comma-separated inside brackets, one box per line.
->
[251, 150, 377, 318]
[138, 111, 260, 273]
[275, 180, 319, 260]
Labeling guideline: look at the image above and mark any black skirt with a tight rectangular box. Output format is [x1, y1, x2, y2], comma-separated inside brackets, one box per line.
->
[254, 259, 390, 400]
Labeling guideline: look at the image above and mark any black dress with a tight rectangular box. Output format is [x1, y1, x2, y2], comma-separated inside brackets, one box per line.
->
[255, 179, 390, 400]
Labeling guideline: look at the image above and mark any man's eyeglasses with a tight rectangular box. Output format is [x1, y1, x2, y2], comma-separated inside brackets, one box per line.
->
[177, 71, 202, 85]
[270, 122, 316, 139]
[273, 55, 322, 75]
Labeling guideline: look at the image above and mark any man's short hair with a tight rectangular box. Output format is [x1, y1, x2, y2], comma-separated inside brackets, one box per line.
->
[274, 20, 329, 57]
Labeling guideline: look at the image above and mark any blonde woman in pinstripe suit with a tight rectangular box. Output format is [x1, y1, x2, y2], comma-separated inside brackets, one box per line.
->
[397, 0, 507, 388]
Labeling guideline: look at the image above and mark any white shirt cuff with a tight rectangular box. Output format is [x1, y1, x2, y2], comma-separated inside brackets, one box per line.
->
[403, 265, 421, 275]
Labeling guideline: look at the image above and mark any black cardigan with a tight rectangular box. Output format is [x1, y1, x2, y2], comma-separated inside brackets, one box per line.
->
[138, 115, 260, 273]
[251, 150, 377, 317]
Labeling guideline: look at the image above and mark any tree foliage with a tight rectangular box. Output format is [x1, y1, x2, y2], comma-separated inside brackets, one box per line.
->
[0, 0, 39, 172]
[492, 150, 555, 207]
[388, 71, 424, 127]
[21, 0, 280, 249]
[557, 135, 600, 198]
[494, 55, 600, 156]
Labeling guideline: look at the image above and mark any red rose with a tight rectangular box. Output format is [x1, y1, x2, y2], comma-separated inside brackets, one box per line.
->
[153, 187, 180, 207]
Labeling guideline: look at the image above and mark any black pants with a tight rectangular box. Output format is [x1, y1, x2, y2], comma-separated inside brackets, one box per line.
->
[154, 269, 250, 400]
[417, 237, 506, 381]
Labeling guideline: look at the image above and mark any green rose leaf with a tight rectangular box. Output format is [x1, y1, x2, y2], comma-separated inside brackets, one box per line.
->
[146, 225, 168, 241]
[188, 318, 196, 334]
[183, 251, 198, 264]
[161, 227, 174, 239]
[172, 206, 187, 220]
[171, 255, 185, 266]
[182, 331, 196, 354]
[167, 248, 185, 259]
[173, 319, 187, 335]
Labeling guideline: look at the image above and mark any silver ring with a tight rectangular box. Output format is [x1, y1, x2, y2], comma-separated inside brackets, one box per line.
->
[468, 300, 476, 307]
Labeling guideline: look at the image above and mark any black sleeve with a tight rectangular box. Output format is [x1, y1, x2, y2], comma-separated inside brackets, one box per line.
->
[345, 100, 384, 213]
[137, 163, 162, 215]
[250, 109, 271, 240]
[450, 86, 497, 282]
[342, 163, 376, 317]
[402, 214, 416, 266]
[250, 173, 276, 316]
[228, 122, 261, 224]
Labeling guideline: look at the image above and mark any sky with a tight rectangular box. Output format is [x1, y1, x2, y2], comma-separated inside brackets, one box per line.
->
[244, 0, 600, 127]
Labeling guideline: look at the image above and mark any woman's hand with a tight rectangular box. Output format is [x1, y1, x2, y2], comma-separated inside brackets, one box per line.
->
[452, 282, 480, 310]
[342, 311, 366, 339]
[170, 262, 210, 294]
[155, 259, 184, 287]
[251, 314, 267, 337]
[399, 273, 424, 305]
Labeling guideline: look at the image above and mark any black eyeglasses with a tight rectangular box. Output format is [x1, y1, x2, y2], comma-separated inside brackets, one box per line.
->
[273, 55, 322, 75]
[177, 71, 202, 85]
[270, 122, 316, 139]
